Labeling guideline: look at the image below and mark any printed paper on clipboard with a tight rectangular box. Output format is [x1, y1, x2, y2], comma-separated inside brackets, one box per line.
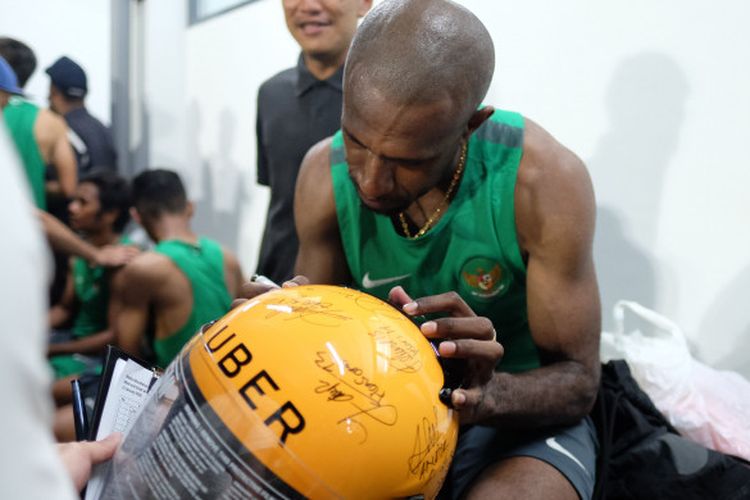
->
[84, 345, 161, 500]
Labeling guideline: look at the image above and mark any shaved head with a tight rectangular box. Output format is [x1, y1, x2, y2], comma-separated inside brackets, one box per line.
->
[344, 0, 494, 122]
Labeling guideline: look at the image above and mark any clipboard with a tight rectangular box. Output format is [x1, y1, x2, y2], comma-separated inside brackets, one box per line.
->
[87, 345, 161, 441]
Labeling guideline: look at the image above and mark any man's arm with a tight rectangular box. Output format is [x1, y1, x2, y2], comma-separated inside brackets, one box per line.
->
[110, 256, 158, 358]
[36, 109, 77, 198]
[475, 119, 600, 427]
[222, 249, 244, 298]
[48, 268, 126, 357]
[47, 329, 115, 357]
[507, 119, 601, 419]
[294, 138, 352, 285]
[38, 210, 140, 266]
[49, 262, 75, 328]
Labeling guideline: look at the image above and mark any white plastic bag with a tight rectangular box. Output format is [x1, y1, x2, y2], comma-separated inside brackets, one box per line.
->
[600, 300, 750, 461]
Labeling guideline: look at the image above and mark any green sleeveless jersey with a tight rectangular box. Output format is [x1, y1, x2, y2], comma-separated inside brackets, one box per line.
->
[3, 97, 46, 209]
[72, 235, 132, 337]
[153, 238, 232, 367]
[331, 109, 539, 373]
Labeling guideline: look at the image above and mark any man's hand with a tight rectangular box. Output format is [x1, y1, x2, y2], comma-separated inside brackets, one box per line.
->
[389, 286, 503, 424]
[231, 275, 310, 309]
[57, 433, 121, 492]
[94, 244, 140, 268]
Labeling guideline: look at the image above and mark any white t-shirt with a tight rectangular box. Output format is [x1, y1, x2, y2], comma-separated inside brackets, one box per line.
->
[0, 120, 78, 499]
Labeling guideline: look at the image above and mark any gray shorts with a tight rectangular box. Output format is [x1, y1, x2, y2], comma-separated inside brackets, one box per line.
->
[440, 416, 598, 499]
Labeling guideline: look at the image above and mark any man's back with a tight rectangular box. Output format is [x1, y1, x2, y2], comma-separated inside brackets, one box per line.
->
[64, 107, 116, 173]
[115, 237, 240, 368]
[3, 97, 77, 208]
[3, 97, 46, 208]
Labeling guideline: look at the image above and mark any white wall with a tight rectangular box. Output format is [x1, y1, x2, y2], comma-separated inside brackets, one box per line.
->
[144, 0, 750, 377]
[142, 0, 299, 278]
[461, 0, 750, 376]
[0, 0, 111, 122]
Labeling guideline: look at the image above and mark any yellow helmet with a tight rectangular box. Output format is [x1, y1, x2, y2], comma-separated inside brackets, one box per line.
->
[104, 285, 458, 499]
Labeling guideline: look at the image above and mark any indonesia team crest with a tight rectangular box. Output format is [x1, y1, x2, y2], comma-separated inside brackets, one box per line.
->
[460, 257, 510, 300]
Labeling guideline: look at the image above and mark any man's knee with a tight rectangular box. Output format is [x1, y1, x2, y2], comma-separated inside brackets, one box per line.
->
[464, 456, 579, 500]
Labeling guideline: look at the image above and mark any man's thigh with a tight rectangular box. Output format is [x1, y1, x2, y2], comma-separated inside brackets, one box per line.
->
[466, 456, 578, 500]
[441, 417, 598, 500]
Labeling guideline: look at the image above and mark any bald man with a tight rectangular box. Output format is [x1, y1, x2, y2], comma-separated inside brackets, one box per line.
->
[280, 0, 601, 498]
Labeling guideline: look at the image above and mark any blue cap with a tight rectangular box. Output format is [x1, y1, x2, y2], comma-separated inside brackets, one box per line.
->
[45, 56, 87, 98]
[0, 56, 23, 96]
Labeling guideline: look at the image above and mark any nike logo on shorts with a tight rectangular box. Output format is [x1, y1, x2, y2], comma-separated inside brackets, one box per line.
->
[361, 272, 411, 289]
[545, 437, 588, 474]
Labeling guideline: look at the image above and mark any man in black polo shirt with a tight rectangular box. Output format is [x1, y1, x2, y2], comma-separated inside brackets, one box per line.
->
[255, 0, 372, 284]
[46, 56, 117, 175]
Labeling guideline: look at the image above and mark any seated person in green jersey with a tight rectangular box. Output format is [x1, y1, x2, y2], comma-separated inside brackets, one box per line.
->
[48, 169, 134, 394]
[112, 169, 244, 368]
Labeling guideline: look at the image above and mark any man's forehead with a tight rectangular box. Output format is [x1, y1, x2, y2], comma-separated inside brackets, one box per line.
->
[344, 87, 459, 140]
[77, 181, 100, 198]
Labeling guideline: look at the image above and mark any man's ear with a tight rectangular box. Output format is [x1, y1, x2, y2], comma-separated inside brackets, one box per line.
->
[358, 0, 373, 17]
[465, 106, 495, 137]
[100, 209, 117, 227]
[186, 201, 194, 219]
[129, 207, 141, 226]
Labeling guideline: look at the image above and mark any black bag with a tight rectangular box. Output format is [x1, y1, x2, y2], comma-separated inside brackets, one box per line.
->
[592, 360, 750, 500]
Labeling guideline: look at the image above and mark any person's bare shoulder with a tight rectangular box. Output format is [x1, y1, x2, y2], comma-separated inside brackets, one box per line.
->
[34, 109, 68, 157]
[115, 251, 174, 295]
[34, 108, 68, 140]
[295, 136, 341, 242]
[298, 137, 333, 189]
[296, 137, 334, 214]
[515, 117, 595, 254]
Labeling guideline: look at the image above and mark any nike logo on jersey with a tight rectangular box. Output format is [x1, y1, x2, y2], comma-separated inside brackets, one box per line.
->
[361, 272, 411, 289]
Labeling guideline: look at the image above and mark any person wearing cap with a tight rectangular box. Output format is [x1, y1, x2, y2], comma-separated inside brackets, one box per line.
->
[46, 56, 117, 176]
[0, 38, 77, 210]
[255, 0, 373, 285]
[0, 56, 23, 109]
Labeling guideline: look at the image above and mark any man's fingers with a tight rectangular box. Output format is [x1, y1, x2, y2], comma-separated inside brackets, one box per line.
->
[451, 386, 482, 410]
[437, 338, 503, 365]
[230, 298, 247, 309]
[233, 281, 277, 308]
[87, 433, 122, 464]
[402, 291, 475, 317]
[420, 316, 495, 340]
[124, 245, 140, 256]
[388, 286, 413, 308]
[233, 275, 310, 308]
[97, 247, 131, 267]
[282, 275, 310, 287]
[239, 281, 277, 299]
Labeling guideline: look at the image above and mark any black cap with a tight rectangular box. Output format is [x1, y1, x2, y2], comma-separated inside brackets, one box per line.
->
[45, 56, 87, 98]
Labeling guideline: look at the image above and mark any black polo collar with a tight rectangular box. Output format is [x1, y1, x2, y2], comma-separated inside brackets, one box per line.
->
[295, 53, 344, 97]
